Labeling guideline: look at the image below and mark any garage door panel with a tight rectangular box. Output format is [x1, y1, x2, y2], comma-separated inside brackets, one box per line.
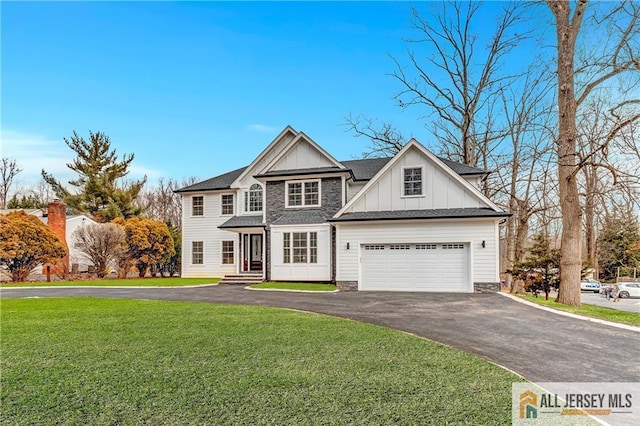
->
[361, 243, 469, 292]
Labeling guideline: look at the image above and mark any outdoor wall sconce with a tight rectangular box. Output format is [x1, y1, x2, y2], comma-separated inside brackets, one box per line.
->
[346, 242, 350, 250]
[481, 240, 486, 248]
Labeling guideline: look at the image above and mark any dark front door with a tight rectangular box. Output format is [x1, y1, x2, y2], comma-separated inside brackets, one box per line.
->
[243, 234, 263, 272]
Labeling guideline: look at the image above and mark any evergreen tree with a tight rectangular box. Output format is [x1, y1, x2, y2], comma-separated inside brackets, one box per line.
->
[597, 211, 640, 281]
[42, 131, 146, 221]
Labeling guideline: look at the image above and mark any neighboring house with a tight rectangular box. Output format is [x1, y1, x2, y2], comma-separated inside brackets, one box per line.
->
[1, 202, 98, 273]
[175, 126, 510, 292]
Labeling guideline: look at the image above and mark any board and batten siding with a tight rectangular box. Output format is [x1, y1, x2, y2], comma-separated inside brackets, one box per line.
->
[271, 139, 336, 171]
[346, 181, 366, 202]
[234, 132, 296, 189]
[344, 147, 488, 213]
[181, 192, 238, 277]
[335, 220, 499, 284]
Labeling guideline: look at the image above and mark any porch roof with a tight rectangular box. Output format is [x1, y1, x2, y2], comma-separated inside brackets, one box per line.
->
[218, 215, 265, 229]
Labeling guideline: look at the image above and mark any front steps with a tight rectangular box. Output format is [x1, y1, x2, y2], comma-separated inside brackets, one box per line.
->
[219, 273, 264, 286]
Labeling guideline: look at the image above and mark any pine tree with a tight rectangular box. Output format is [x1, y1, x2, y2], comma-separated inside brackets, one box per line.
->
[42, 131, 146, 222]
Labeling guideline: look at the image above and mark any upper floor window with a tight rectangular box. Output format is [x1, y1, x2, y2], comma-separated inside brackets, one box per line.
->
[286, 180, 320, 207]
[192, 196, 204, 216]
[403, 167, 423, 196]
[221, 194, 234, 215]
[245, 184, 263, 213]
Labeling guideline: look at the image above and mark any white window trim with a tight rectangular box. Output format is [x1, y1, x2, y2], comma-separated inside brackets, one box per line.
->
[221, 240, 235, 265]
[401, 166, 425, 198]
[285, 179, 322, 208]
[282, 231, 318, 264]
[191, 241, 204, 265]
[191, 195, 205, 217]
[244, 184, 263, 213]
[220, 193, 234, 216]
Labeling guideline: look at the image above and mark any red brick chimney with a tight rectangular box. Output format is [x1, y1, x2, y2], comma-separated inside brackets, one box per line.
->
[45, 200, 69, 275]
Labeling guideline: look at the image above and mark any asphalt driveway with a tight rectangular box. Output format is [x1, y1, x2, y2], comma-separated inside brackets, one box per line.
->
[2, 285, 639, 383]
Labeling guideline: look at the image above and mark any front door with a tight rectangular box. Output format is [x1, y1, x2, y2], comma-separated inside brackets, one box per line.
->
[243, 234, 263, 272]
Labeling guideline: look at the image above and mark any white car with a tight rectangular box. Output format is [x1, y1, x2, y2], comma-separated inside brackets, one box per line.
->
[614, 282, 640, 299]
[580, 279, 602, 293]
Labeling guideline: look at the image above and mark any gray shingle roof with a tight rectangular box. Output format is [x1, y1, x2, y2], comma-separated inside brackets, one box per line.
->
[437, 158, 487, 175]
[174, 167, 247, 193]
[341, 158, 392, 181]
[330, 208, 510, 222]
[174, 154, 487, 192]
[255, 166, 347, 178]
[271, 209, 333, 225]
[218, 215, 264, 229]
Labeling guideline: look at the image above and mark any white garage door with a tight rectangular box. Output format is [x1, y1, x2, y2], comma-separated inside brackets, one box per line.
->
[360, 243, 469, 292]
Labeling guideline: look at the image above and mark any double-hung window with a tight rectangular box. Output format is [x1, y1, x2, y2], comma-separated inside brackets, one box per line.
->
[192, 196, 204, 216]
[282, 231, 318, 264]
[221, 194, 234, 215]
[192, 241, 204, 265]
[286, 180, 320, 207]
[403, 167, 423, 196]
[221, 241, 234, 264]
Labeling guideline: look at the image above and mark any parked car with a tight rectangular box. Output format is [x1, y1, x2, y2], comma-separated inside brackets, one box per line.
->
[613, 282, 640, 299]
[580, 278, 602, 293]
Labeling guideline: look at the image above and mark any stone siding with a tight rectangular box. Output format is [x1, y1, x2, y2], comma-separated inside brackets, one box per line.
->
[265, 177, 343, 225]
[474, 282, 500, 293]
[336, 281, 358, 291]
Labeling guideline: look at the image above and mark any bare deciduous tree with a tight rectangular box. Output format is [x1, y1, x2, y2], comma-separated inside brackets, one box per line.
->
[0, 158, 22, 209]
[546, 0, 639, 306]
[137, 177, 198, 228]
[391, 1, 527, 168]
[72, 222, 127, 278]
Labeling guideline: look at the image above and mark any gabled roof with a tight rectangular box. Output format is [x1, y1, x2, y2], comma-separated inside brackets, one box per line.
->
[334, 139, 504, 218]
[174, 167, 247, 193]
[174, 134, 490, 193]
[255, 166, 349, 179]
[231, 125, 299, 187]
[330, 208, 510, 223]
[259, 132, 346, 175]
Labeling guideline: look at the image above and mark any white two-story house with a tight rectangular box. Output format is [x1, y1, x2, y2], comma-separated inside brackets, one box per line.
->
[176, 126, 509, 292]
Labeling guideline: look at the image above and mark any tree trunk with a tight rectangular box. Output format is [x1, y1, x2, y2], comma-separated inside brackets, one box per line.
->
[550, 1, 583, 307]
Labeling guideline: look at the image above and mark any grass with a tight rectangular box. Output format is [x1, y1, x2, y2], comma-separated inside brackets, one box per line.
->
[250, 282, 337, 291]
[1, 297, 523, 425]
[519, 295, 640, 326]
[0, 277, 219, 287]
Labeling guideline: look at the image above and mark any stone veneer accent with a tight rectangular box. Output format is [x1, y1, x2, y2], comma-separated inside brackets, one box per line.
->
[336, 281, 358, 291]
[265, 177, 343, 224]
[474, 282, 500, 293]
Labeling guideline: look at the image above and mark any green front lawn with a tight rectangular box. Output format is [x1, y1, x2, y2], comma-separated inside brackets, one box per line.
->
[1, 298, 522, 424]
[519, 295, 640, 326]
[0, 277, 219, 287]
[250, 282, 337, 291]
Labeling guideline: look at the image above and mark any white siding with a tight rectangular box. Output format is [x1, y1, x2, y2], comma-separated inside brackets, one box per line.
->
[67, 216, 98, 272]
[346, 181, 366, 201]
[271, 139, 337, 171]
[345, 146, 488, 213]
[181, 192, 239, 277]
[235, 132, 296, 188]
[270, 224, 331, 281]
[335, 220, 499, 284]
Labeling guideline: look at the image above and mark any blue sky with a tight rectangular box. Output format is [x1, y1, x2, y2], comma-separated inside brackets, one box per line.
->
[2, 1, 534, 189]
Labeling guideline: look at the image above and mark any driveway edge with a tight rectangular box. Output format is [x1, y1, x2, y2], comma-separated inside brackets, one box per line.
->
[0, 284, 220, 290]
[499, 292, 640, 333]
